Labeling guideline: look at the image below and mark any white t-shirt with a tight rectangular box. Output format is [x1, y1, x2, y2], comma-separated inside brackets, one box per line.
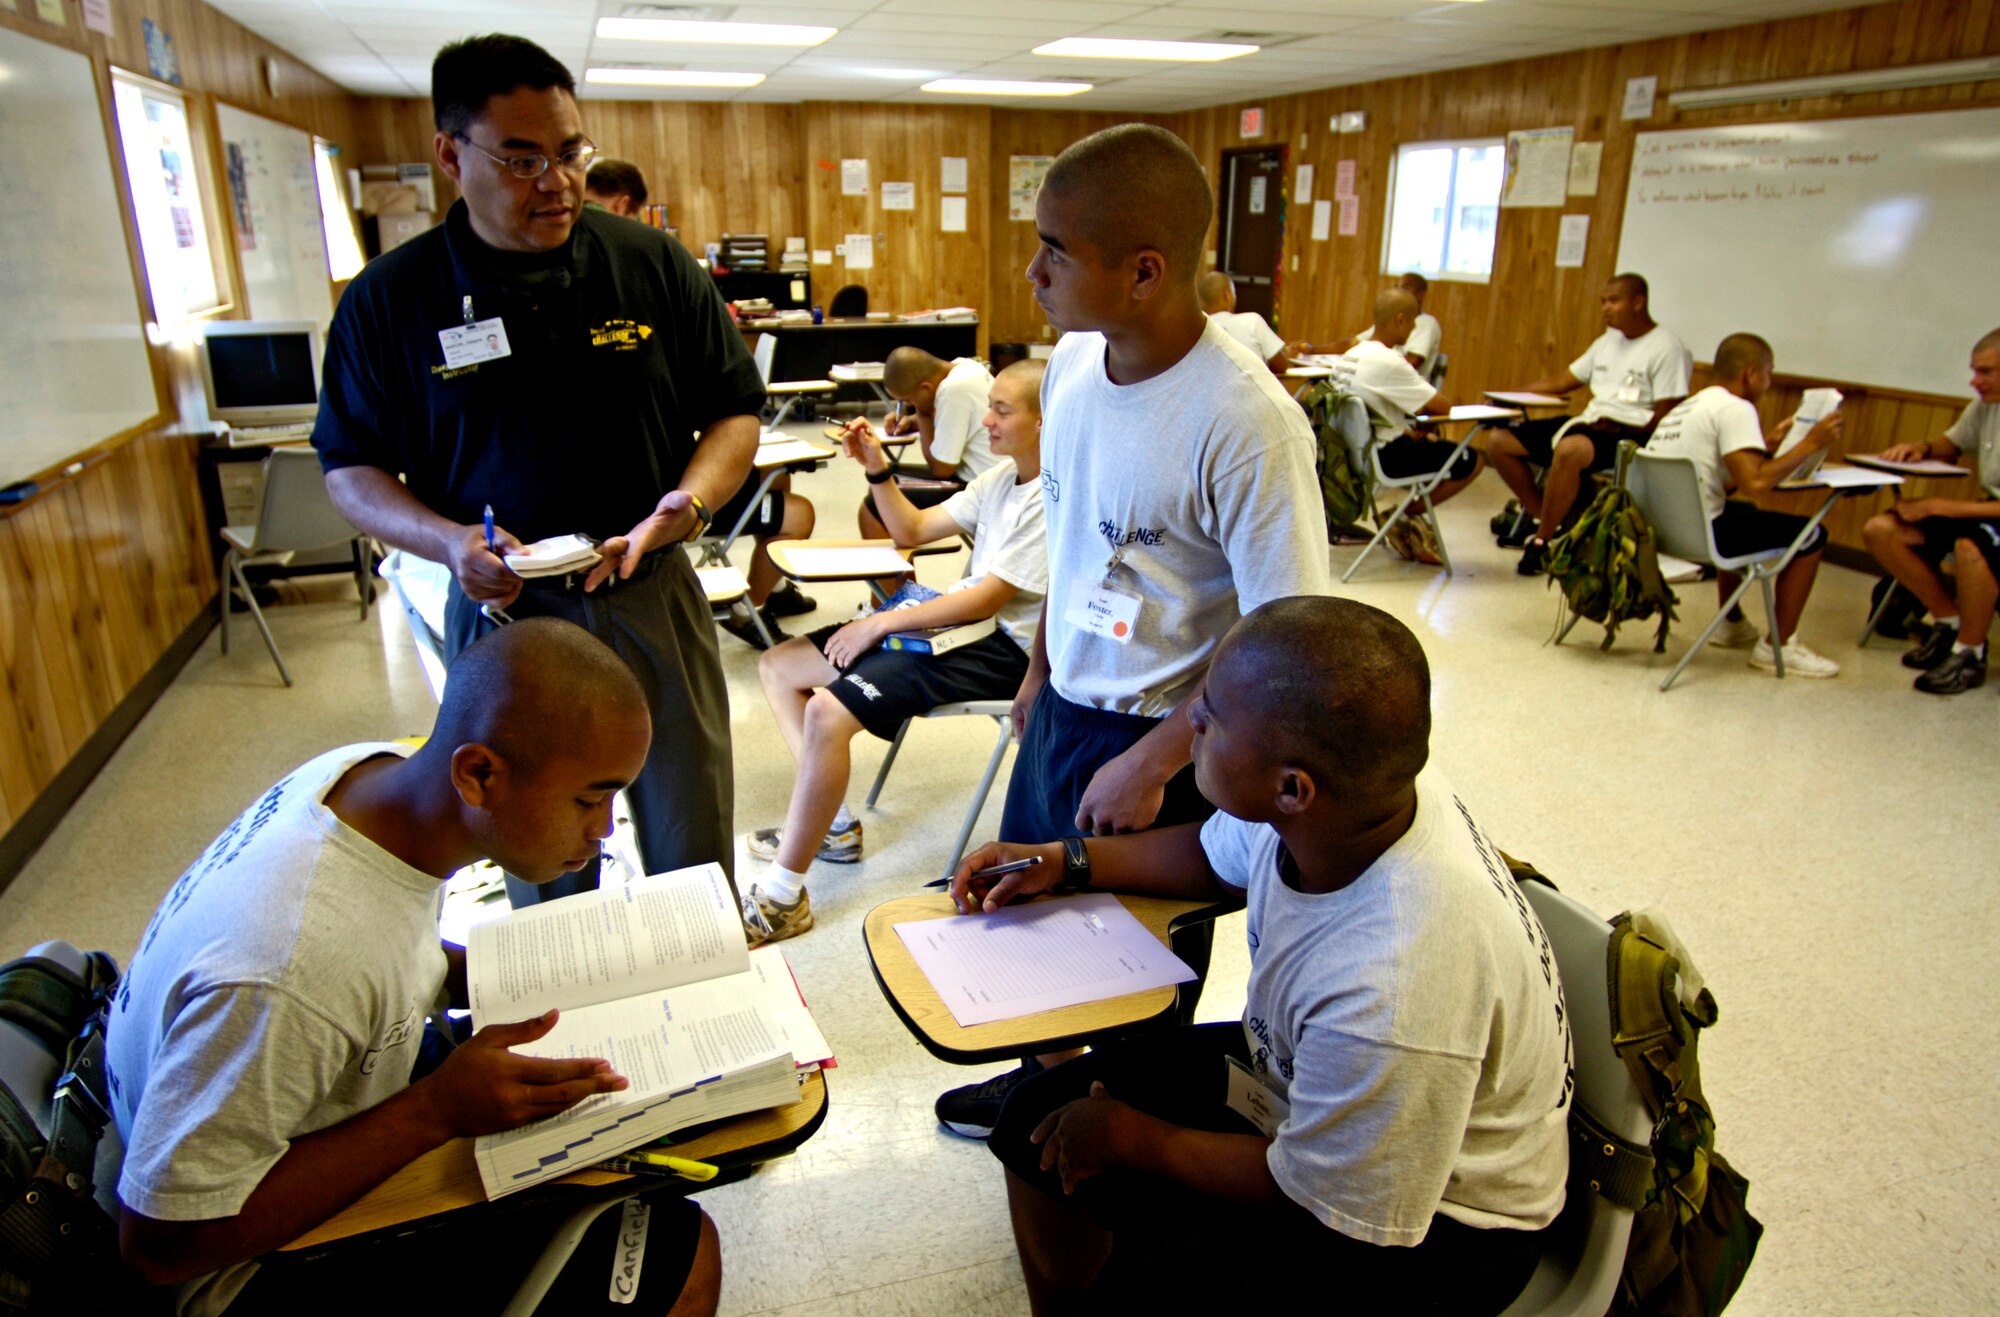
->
[941, 459, 1048, 651]
[1945, 401, 2000, 499]
[929, 357, 998, 481]
[1645, 385, 1767, 522]
[1201, 767, 1573, 1247]
[108, 744, 447, 1316]
[1569, 326, 1693, 428]
[1039, 317, 1331, 716]
[1208, 310, 1285, 363]
[1356, 312, 1442, 369]
[1331, 340, 1439, 439]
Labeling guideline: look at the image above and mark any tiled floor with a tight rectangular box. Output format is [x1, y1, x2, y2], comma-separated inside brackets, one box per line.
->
[7, 428, 1995, 1314]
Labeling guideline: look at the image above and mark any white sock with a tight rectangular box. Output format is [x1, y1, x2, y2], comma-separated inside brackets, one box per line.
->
[1954, 640, 1986, 657]
[760, 865, 806, 906]
[830, 805, 856, 832]
[1928, 612, 1959, 628]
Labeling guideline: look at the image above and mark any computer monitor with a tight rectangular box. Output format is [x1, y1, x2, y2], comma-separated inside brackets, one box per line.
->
[198, 319, 322, 427]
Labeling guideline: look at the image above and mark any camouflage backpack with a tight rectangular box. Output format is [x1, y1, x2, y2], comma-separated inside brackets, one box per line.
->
[1295, 379, 1372, 538]
[1545, 443, 1679, 651]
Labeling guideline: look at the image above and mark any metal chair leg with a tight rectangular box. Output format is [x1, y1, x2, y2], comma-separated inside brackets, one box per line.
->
[939, 716, 1014, 884]
[219, 548, 235, 654]
[1859, 577, 1901, 648]
[500, 1197, 630, 1317]
[1660, 572, 1761, 692]
[232, 557, 292, 687]
[1760, 572, 1783, 679]
[865, 718, 913, 808]
[1423, 492, 1452, 576]
[1340, 494, 1412, 583]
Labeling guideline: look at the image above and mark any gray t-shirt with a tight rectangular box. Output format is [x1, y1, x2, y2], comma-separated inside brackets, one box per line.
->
[1944, 401, 2000, 499]
[108, 743, 447, 1315]
[1039, 317, 1330, 716]
[1202, 767, 1573, 1246]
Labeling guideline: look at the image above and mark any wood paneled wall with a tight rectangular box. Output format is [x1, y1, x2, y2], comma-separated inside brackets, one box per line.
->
[0, 0, 365, 850]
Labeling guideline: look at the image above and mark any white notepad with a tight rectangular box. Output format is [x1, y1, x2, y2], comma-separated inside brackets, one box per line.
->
[781, 546, 916, 578]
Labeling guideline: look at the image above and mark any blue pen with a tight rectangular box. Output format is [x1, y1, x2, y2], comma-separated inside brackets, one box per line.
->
[483, 503, 496, 552]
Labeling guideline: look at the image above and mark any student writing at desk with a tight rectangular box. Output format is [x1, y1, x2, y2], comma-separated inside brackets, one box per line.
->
[853, 346, 997, 545]
[1860, 329, 2000, 694]
[107, 620, 721, 1316]
[949, 598, 1571, 1314]
[1288, 271, 1442, 375]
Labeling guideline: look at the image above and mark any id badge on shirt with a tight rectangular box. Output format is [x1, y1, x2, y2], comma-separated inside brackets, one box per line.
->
[439, 317, 512, 368]
[1225, 1053, 1290, 1140]
[1614, 368, 1648, 404]
[1064, 580, 1141, 643]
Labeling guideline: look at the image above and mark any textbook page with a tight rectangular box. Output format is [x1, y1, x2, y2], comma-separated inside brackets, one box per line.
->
[1777, 388, 1842, 458]
[466, 865, 748, 1029]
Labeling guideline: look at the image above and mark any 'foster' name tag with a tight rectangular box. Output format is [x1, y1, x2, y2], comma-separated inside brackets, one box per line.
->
[439, 317, 512, 367]
[1064, 581, 1141, 644]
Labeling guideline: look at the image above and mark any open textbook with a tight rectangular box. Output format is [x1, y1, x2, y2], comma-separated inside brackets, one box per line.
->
[465, 864, 831, 1198]
[1775, 388, 1842, 480]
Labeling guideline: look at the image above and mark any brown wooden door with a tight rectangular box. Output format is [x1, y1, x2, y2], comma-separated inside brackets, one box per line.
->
[1216, 146, 1287, 325]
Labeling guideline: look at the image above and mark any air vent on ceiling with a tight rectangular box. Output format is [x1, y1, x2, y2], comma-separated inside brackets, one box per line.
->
[1194, 30, 1306, 48]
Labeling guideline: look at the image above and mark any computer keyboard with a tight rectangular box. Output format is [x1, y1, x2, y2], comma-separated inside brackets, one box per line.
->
[228, 422, 315, 444]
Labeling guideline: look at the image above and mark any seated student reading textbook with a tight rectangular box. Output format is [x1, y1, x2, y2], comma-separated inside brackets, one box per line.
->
[107, 619, 722, 1317]
[1861, 328, 2000, 695]
[1197, 271, 1289, 372]
[949, 597, 1571, 1315]
[1646, 333, 1844, 678]
[1486, 273, 1692, 576]
[743, 359, 1050, 946]
[1289, 271, 1443, 374]
[853, 346, 998, 543]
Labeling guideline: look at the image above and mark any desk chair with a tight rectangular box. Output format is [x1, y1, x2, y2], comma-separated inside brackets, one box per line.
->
[1340, 399, 1487, 583]
[1426, 350, 1449, 388]
[695, 560, 773, 648]
[864, 701, 1014, 884]
[828, 284, 868, 318]
[218, 447, 371, 687]
[1495, 399, 1684, 546]
[1496, 882, 1651, 1317]
[751, 333, 836, 427]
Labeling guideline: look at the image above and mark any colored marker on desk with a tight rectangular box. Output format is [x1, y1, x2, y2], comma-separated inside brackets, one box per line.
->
[605, 1151, 718, 1181]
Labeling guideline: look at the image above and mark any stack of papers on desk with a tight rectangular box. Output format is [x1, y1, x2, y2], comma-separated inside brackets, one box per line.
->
[504, 534, 600, 578]
[1846, 453, 1969, 478]
[830, 362, 885, 382]
[1417, 404, 1520, 423]
[1778, 465, 1903, 491]
[1486, 391, 1568, 407]
[782, 545, 915, 578]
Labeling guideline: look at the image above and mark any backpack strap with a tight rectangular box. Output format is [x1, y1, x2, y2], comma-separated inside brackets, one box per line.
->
[1606, 914, 1722, 1224]
[1569, 1103, 1653, 1212]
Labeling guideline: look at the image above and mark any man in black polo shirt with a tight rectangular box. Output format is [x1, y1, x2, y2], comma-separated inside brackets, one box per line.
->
[314, 35, 763, 906]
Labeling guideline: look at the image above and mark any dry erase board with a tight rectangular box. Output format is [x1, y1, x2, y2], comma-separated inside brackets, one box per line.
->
[216, 102, 334, 328]
[1616, 108, 2000, 397]
[0, 25, 161, 491]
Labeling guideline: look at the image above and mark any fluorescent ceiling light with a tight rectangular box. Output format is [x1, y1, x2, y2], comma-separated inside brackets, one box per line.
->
[1033, 37, 1257, 61]
[1666, 57, 2000, 109]
[595, 18, 835, 46]
[585, 67, 766, 87]
[921, 78, 1092, 96]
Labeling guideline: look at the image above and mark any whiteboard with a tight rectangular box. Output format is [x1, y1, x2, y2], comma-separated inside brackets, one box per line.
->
[216, 102, 334, 328]
[0, 26, 161, 490]
[1617, 108, 2000, 398]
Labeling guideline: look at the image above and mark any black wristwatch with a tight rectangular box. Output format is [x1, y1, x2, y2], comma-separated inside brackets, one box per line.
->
[1056, 836, 1092, 892]
[865, 466, 895, 485]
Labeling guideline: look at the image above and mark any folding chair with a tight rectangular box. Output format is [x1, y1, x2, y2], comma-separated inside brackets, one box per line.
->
[218, 447, 372, 687]
[695, 560, 773, 647]
[751, 334, 836, 427]
[1426, 350, 1449, 388]
[1341, 400, 1485, 583]
[1495, 883, 1652, 1317]
[864, 702, 1013, 885]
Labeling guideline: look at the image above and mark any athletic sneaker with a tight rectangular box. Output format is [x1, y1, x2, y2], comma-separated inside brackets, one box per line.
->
[1750, 636, 1840, 678]
[764, 583, 819, 618]
[1708, 616, 1760, 649]
[741, 883, 814, 948]
[746, 821, 863, 865]
[1516, 541, 1547, 577]
[934, 1058, 1043, 1140]
[1914, 647, 1987, 695]
[719, 603, 785, 651]
[1901, 623, 1957, 670]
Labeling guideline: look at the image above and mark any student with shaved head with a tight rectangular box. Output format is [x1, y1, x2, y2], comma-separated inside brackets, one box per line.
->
[1289, 271, 1443, 375]
[1486, 273, 1692, 575]
[932, 124, 1330, 1139]
[952, 597, 1571, 1313]
[109, 619, 722, 1315]
[842, 345, 998, 540]
[1196, 271, 1289, 372]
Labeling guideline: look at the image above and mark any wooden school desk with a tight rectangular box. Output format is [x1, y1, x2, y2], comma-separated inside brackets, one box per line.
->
[863, 892, 1239, 1066]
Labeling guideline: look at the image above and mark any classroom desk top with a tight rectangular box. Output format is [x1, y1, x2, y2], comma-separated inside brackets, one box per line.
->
[863, 892, 1239, 1065]
[742, 315, 979, 333]
[280, 1071, 827, 1254]
[767, 537, 958, 582]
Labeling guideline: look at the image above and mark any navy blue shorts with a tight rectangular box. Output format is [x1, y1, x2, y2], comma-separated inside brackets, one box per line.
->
[1508, 416, 1649, 471]
[997, 684, 1214, 844]
[810, 623, 1029, 741]
[1712, 500, 1827, 561]
[1918, 516, 2000, 576]
[1378, 435, 1479, 482]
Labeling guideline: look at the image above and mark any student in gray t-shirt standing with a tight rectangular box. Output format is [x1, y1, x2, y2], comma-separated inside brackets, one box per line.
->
[933, 124, 1330, 1139]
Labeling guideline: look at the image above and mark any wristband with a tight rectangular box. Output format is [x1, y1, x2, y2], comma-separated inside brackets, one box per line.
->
[865, 467, 895, 485]
[682, 492, 712, 541]
[1056, 836, 1092, 892]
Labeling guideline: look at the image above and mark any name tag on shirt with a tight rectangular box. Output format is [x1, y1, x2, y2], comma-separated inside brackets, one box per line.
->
[439, 318, 512, 368]
[1614, 370, 1647, 403]
[1063, 580, 1140, 643]
[1225, 1054, 1289, 1139]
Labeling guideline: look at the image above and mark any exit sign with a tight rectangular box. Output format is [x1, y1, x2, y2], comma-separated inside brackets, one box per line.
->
[1239, 107, 1263, 138]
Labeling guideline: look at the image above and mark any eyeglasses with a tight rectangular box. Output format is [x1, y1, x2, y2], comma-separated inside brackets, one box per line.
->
[454, 134, 599, 180]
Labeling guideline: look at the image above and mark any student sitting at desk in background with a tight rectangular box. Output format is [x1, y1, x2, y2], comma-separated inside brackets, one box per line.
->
[1861, 328, 2000, 695]
[742, 361, 1050, 946]
[950, 597, 1571, 1315]
[1330, 285, 1482, 564]
[1485, 273, 1692, 576]
[1646, 333, 1844, 678]
[107, 619, 721, 1317]
[583, 156, 647, 218]
[1288, 271, 1442, 375]
[853, 346, 997, 544]
[1196, 271, 1289, 372]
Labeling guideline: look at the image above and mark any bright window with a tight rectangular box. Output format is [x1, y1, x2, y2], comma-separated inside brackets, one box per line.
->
[111, 70, 225, 324]
[1383, 140, 1504, 284]
[314, 140, 365, 281]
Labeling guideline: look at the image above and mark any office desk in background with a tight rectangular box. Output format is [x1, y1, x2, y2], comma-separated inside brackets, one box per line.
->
[746, 318, 980, 390]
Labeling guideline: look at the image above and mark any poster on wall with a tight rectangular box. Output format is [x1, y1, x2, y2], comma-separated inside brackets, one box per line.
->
[1334, 159, 1355, 198]
[1294, 163, 1313, 205]
[1556, 214, 1590, 267]
[142, 18, 182, 84]
[882, 182, 914, 210]
[1567, 142, 1603, 197]
[1311, 199, 1332, 241]
[1008, 155, 1053, 221]
[843, 233, 873, 269]
[1501, 126, 1572, 208]
[941, 156, 967, 193]
[81, 0, 113, 35]
[1622, 76, 1658, 121]
[841, 159, 868, 196]
[225, 142, 256, 249]
[1248, 176, 1268, 215]
[940, 196, 967, 233]
[1337, 196, 1359, 236]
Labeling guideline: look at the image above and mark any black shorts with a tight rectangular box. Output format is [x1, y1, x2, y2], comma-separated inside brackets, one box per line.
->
[989, 1024, 1546, 1315]
[862, 467, 964, 517]
[713, 479, 786, 538]
[237, 1192, 703, 1314]
[1712, 500, 1827, 560]
[1510, 416, 1648, 472]
[1378, 435, 1479, 482]
[811, 623, 1029, 741]
[1918, 516, 2000, 575]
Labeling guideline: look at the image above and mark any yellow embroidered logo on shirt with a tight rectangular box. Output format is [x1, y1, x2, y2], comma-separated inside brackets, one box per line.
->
[590, 319, 655, 351]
